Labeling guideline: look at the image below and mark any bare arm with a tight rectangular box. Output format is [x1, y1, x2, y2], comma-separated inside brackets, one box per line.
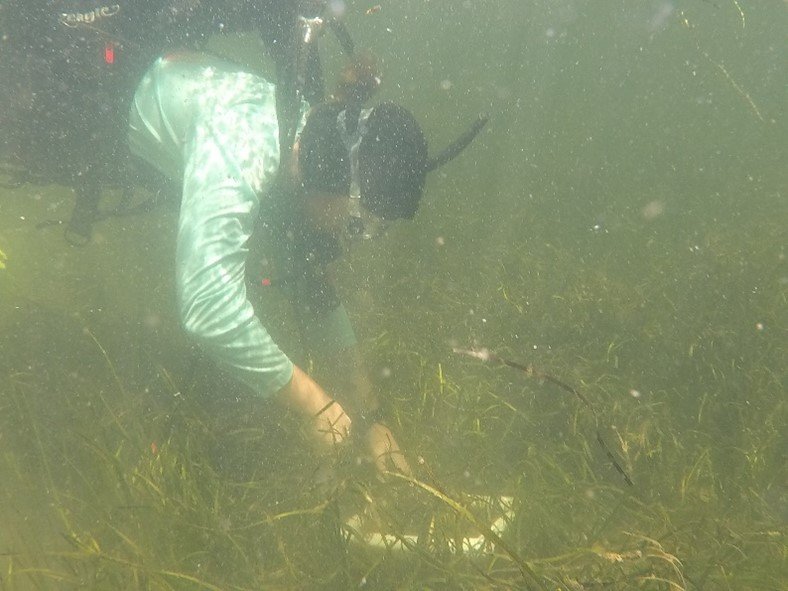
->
[323, 346, 412, 475]
[275, 365, 351, 449]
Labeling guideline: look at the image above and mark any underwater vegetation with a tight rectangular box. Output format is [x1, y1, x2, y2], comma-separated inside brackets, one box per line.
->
[1, 1, 785, 589]
[0, 187, 784, 590]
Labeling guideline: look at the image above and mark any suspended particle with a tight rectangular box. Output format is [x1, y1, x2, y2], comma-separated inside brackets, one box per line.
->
[642, 200, 665, 220]
[328, 0, 346, 18]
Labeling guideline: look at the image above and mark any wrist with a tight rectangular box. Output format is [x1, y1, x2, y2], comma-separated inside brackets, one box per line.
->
[277, 366, 331, 417]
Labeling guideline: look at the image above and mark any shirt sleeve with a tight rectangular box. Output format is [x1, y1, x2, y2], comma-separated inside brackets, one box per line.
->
[176, 102, 293, 397]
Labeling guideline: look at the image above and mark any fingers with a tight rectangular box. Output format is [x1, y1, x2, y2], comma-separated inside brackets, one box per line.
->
[391, 450, 413, 476]
[373, 448, 412, 475]
[276, 366, 355, 449]
[314, 404, 351, 446]
[367, 424, 412, 475]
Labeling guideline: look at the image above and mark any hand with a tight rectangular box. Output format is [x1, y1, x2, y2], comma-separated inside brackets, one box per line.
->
[276, 365, 351, 450]
[312, 397, 352, 448]
[364, 422, 412, 475]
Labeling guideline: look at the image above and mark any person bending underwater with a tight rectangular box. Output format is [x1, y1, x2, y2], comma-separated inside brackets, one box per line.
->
[128, 50, 486, 471]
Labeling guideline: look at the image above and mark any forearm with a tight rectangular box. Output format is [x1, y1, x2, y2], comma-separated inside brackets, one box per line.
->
[317, 346, 410, 473]
[324, 346, 379, 414]
[285, 270, 383, 423]
[276, 364, 333, 416]
[290, 298, 380, 417]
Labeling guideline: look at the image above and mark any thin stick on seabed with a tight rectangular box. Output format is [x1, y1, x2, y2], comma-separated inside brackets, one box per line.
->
[453, 347, 634, 487]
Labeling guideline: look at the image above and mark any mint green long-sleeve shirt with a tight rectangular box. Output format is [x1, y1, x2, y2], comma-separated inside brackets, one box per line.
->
[128, 53, 354, 398]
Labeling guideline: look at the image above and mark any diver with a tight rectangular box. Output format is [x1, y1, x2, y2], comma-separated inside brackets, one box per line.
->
[0, 0, 342, 245]
[126, 44, 487, 471]
[1, 0, 487, 467]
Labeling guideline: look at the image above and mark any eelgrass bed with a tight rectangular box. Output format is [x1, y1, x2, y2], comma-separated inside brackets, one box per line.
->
[1, 256, 784, 591]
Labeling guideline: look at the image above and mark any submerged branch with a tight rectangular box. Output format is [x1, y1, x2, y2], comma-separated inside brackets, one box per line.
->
[453, 347, 634, 487]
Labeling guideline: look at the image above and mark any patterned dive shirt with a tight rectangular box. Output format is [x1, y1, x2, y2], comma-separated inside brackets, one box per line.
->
[128, 52, 294, 397]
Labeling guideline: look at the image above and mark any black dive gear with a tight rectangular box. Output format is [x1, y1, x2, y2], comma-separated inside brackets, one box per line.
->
[0, 1, 353, 244]
[273, 1, 358, 170]
[1, 0, 486, 244]
[0, 0, 207, 244]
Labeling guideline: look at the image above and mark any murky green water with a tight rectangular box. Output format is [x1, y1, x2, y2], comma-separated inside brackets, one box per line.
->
[1, 1, 785, 589]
